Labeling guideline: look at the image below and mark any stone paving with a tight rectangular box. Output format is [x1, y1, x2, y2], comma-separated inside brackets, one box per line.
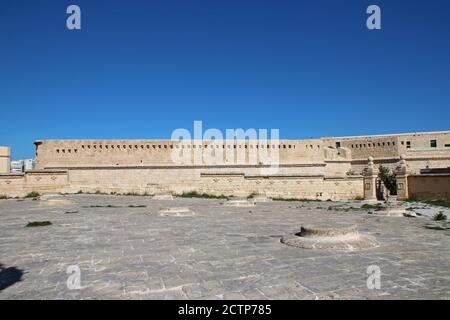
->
[0, 194, 449, 300]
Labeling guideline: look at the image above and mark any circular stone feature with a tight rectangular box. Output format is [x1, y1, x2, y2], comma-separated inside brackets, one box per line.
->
[153, 194, 174, 200]
[374, 206, 407, 217]
[281, 224, 379, 252]
[39, 194, 74, 206]
[224, 200, 255, 207]
[251, 196, 272, 203]
[158, 207, 195, 217]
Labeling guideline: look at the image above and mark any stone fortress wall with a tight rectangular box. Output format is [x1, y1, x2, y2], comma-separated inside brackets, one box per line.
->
[323, 131, 450, 174]
[1, 131, 449, 199]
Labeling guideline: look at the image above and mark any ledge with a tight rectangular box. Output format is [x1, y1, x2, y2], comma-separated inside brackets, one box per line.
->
[44, 163, 326, 170]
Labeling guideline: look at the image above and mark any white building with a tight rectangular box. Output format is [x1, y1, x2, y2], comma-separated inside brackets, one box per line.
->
[10, 160, 24, 173]
[10, 159, 36, 173]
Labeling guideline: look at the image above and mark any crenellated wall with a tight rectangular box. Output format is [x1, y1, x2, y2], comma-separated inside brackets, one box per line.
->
[34, 139, 325, 169]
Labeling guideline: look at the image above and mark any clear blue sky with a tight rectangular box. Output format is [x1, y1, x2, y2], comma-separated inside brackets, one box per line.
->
[1, 0, 449, 159]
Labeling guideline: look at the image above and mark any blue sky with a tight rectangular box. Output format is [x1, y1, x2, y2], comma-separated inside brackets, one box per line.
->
[1, 0, 449, 159]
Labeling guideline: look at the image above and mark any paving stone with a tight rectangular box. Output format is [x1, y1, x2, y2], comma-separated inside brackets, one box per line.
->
[0, 194, 449, 299]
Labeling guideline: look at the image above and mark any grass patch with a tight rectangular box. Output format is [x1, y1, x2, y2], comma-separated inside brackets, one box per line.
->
[361, 203, 382, 210]
[82, 205, 121, 208]
[24, 191, 40, 199]
[247, 192, 261, 199]
[82, 204, 146, 208]
[433, 212, 448, 221]
[178, 191, 228, 199]
[423, 199, 450, 208]
[26, 221, 52, 227]
[353, 196, 364, 201]
[272, 197, 321, 202]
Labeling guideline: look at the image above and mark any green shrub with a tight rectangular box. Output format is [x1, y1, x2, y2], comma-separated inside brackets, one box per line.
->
[0, 195, 7, 200]
[26, 221, 52, 227]
[25, 191, 40, 198]
[247, 192, 259, 199]
[178, 191, 228, 199]
[433, 212, 448, 221]
[361, 203, 382, 210]
[272, 197, 321, 202]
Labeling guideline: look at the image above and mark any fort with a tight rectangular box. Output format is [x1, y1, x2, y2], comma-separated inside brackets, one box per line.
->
[1, 130, 450, 200]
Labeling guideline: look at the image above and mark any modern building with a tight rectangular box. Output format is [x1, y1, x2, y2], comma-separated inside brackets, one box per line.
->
[23, 159, 36, 171]
[10, 160, 24, 174]
[10, 159, 36, 173]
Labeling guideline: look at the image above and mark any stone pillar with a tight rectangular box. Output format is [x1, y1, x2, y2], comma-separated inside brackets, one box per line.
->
[363, 156, 379, 201]
[395, 154, 409, 200]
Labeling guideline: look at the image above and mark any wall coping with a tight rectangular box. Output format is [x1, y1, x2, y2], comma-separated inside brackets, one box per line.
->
[409, 173, 450, 178]
[44, 163, 327, 170]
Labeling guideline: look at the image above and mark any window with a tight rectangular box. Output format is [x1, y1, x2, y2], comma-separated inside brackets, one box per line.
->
[406, 141, 411, 149]
[335, 142, 341, 148]
[430, 140, 437, 148]
[445, 144, 450, 148]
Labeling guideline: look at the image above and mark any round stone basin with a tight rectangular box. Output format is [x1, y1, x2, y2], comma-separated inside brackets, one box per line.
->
[375, 206, 407, 217]
[158, 207, 195, 217]
[153, 194, 174, 200]
[39, 194, 73, 206]
[298, 225, 359, 241]
[251, 196, 272, 203]
[281, 224, 379, 252]
[224, 200, 255, 207]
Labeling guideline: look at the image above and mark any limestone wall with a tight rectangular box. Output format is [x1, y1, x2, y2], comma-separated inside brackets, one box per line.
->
[323, 131, 450, 174]
[0, 170, 69, 197]
[66, 166, 363, 201]
[408, 174, 450, 199]
[35, 139, 325, 169]
[0, 164, 362, 200]
[3, 132, 445, 200]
